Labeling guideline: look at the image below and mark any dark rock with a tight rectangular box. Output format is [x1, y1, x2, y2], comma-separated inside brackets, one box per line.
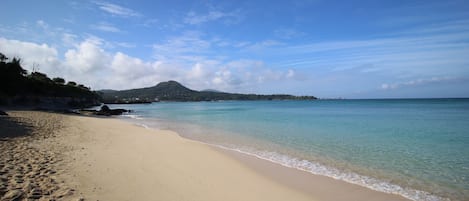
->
[78, 105, 129, 116]
[0, 110, 7, 116]
[94, 105, 129, 116]
[109, 109, 128, 115]
[100, 105, 110, 112]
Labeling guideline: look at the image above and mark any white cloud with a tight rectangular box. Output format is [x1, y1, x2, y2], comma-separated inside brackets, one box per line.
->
[91, 22, 122, 33]
[61, 33, 78, 46]
[149, 31, 303, 91]
[246, 40, 283, 51]
[0, 36, 305, 92]
[140, 18, 159, 27]
[381, 76, 458, 90]
[184, 11, 224, 25]
[188, 62, 211, 81]
[274, 28, 306, 39]
[279, 22, 469, 70]
[114, 42, 135, 48]
[36, 20, 48, 29]
[64, 38, 111, 74]
[152, 31, 211, 60]
[286, 69, 295, 78]
[111, 52, 147, 77]
[93, 1, 141, 17]
[0, 37, 60, 74]
[184, 10, 241, 25]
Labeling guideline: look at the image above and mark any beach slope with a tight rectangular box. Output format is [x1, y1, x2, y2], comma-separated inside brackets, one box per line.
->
[59, 115, 315, 201]
[1, 111, 410, 201]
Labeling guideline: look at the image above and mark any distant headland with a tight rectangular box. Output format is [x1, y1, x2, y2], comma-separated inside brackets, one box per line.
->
[98, 80, 317, 103]
[0, 52, 316, 108]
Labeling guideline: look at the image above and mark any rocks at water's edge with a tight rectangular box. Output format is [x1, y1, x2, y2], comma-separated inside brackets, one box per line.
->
[97, 105, 130, 116]
[79, 105, 130, 116]
[0, 110, 7, 116]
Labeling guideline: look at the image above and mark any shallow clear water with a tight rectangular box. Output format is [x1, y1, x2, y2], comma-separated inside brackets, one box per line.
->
[111, 99, 469, 201]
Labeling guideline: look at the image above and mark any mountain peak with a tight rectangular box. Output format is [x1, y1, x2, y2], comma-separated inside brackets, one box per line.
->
[155, 80, 182, 87]
[154, 80, 192, 92]
[100, 80, 316, 102]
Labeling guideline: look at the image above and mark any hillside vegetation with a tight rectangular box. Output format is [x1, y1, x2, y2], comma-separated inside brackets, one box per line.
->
[100, 80, 316, 103]
[0, 52, 100, 108]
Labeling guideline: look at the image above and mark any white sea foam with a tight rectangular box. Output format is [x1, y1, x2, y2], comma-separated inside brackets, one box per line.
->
[134, 123, 150, 129]
[118, 116, 450, 201]
[211, 144, 449, 201]
[121, 114, 143, 120]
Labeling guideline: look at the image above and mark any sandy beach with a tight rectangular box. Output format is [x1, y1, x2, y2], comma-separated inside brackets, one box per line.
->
[0, 111, 410, 201]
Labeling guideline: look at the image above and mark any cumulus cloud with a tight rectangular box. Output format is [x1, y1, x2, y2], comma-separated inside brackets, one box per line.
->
[64, 38, 111, 74]
[181, 59, 297, 91]
[0, 37, 301, 92]
[0, 37, 60, 75]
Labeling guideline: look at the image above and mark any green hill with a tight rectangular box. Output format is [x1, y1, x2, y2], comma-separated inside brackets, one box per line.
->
[100, 80, 316, 103]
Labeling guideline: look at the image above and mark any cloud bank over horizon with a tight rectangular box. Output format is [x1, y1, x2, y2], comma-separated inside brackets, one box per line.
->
[1, 0, 468, 98]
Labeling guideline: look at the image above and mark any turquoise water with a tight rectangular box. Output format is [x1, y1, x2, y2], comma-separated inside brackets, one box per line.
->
[112, 99, 469, 201]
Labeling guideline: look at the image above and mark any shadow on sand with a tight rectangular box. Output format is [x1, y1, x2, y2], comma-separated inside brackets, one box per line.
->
[0, 113, 33, 139]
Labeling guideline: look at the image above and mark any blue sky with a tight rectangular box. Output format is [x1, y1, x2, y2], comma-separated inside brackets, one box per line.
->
[1, 0, 468, 98]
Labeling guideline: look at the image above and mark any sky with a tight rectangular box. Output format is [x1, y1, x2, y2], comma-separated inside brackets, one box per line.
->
[1, 0, 469, 98]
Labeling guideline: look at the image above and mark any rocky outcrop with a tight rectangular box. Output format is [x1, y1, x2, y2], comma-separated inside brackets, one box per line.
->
[0, 96, 100, 109]
[96, 105, 129, 116]
[79, 105, 130, 116]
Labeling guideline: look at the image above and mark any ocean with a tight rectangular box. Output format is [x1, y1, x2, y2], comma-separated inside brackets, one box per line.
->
[109, 99, 468, 201]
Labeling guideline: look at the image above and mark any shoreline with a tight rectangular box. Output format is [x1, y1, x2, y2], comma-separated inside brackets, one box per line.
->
[120, 115, 447, 201]
[214, 145, 411, 201]
[57, 112, 314, 201]
[78, 113, 411, 200]
[2, 111, 412, 200]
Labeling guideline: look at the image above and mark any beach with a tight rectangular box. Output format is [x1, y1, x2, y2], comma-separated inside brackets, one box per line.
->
[0, 111, 410, 201]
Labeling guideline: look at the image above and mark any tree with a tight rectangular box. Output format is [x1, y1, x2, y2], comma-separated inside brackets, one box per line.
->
[77, 84, 90, 90]
[4, 57, 27, 76]
[52, 77, 65, 84]
[30, 72, 51, 82]
[0, 53, 7, 63]
[0, 55, 27, 95]
[67, 81, 77, 86]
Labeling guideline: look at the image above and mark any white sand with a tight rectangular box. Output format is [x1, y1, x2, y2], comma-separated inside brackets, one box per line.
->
[60, 115, 315, 201]
[1, 111, 410, 201]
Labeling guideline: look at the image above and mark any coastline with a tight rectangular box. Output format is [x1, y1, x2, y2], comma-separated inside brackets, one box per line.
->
[1, 111, 410, 201]
[216, 147, 410, 201]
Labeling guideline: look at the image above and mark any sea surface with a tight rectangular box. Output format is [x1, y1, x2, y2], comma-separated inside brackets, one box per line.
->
[110, 99, 468, 201]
